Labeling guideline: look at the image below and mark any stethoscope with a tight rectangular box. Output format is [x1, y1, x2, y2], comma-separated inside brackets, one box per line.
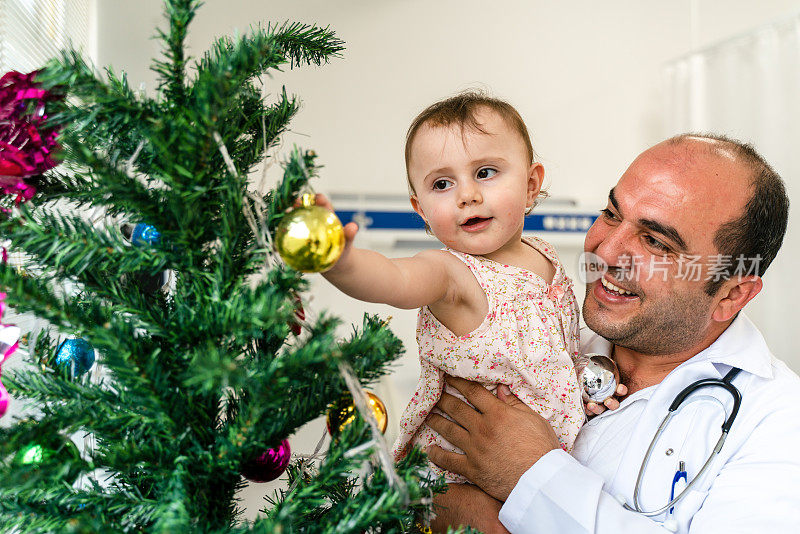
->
[622, 366, 742, 517]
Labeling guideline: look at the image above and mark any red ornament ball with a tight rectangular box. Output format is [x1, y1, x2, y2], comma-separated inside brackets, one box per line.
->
[241, 439, 291, 483]
[289, 293, 305, 336]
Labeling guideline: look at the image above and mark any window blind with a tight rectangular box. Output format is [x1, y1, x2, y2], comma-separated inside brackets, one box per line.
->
[0, 0, 91, 73]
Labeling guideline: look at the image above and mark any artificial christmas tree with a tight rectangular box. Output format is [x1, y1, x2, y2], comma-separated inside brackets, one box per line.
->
[0, 1, 444, 531]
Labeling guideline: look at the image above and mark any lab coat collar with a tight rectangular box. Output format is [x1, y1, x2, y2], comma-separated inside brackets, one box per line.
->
[581, 313, 773, 381]
[686, 313, 773, 379]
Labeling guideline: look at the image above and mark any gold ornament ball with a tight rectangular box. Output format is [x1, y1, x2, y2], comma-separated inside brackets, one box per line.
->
[326, 391, 388, 435]
[275, 194, 345, 273]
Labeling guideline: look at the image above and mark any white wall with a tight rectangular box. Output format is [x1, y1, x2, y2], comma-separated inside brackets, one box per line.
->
[98, 0, 800, 205]
[94, 0, 800, 520]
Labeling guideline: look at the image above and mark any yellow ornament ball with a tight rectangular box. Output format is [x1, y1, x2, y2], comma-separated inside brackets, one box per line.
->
[326, 391, 388, 435]
[275, 193, 345, 273]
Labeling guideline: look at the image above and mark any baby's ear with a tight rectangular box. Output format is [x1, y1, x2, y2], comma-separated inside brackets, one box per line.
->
[409, 195, 426, 222]
[527, 163, 545, 206]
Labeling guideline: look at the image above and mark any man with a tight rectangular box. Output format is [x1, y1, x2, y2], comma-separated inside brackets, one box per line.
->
[425, 134, 800, 533]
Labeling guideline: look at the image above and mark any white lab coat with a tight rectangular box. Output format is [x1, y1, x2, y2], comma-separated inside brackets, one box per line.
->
[499, 314, 800, 533]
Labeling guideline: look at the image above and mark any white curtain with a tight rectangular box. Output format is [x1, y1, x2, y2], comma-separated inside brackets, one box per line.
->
[664, 15, 800, 371]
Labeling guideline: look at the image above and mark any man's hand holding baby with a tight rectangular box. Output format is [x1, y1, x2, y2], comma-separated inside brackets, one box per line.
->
[425, 375, 627, 500]
[425, 375, 560, 502]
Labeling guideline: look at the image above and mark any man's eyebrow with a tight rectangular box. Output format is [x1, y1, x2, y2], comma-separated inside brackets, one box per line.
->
[639, 219, 689, 252]
[608, 187, 689, 252]
[609, 188, 620, 211]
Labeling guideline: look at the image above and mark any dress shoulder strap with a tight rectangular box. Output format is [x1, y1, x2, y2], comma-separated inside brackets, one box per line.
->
[523, 236, 562, 271]
[443, 248, 493, 295]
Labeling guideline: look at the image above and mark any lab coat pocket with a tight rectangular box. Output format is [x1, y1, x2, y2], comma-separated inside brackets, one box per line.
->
[670, 487, 709, 531]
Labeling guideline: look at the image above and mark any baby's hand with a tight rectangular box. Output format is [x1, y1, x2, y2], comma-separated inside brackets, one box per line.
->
[303, 193, 359, 266]
[584, 383, 628, 416]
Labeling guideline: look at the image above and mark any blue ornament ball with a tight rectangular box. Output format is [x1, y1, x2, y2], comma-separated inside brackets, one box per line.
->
[131, 223, 160, 247]
[55, 338, 95, 377]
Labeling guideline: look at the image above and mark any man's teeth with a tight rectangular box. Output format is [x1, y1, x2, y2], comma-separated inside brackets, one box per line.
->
[601, 278, 635, 296]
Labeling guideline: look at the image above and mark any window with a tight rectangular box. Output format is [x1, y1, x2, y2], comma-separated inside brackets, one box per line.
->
[0, 0, 92, 73]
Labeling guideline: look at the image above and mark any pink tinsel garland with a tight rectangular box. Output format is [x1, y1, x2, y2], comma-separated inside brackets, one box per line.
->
[0, 70, 61, 204]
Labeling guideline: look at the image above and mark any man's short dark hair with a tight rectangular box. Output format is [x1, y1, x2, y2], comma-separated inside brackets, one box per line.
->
[668, 133, 790, 295]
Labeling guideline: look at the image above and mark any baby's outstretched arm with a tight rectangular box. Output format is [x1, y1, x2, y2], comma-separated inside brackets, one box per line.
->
[315, 195, 456, 310]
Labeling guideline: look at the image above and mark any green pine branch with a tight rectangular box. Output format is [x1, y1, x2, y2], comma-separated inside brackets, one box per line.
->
[152, 0, 201, 104]
[270, 21, 346, 69]
[219, 86, 300, 178]
[150, 461, 192, 532]
[1, 206, 170, 293]
[261, 421, 447, 532]
[39, 51, 157, 155]
[190, 21, 341, 120]
[0, 0, 442, 530]
[6, 371, 158, 432]
[267, 147, 318, 233]
[210, 314, 405, 485]
[0, 483, 159, 533]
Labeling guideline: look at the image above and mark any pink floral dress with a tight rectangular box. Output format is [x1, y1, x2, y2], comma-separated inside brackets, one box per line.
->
[392, 237, 585, 483]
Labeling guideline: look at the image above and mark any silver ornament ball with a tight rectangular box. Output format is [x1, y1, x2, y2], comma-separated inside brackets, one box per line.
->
[579, 353, 620, 403]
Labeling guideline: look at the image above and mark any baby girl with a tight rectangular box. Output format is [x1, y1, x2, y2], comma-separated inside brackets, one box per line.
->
[321, 91, 584, 482]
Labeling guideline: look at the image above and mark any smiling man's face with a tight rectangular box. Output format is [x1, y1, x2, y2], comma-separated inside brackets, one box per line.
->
[582, 138, 751, 355]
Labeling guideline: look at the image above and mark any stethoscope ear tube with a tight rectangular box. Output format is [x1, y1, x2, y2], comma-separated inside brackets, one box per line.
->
[667, 367, 742, 433]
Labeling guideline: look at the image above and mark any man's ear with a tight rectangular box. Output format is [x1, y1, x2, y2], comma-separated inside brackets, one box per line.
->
[712, 275, 763, 323]
[526, 163, 545, 208]
[410, 195, 427, 223]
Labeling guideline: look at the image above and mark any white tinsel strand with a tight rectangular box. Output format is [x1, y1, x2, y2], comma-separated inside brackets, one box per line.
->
[256, 79, 273, 197]
[337, 360, 409, 506]
[89, 139, 145, 226]
[213, 131, 239, 178]
[125, 140, 146, 178]
[286, 426, 328, 495]
[214, 130, 283, 270]
[79, 360, 99, 492]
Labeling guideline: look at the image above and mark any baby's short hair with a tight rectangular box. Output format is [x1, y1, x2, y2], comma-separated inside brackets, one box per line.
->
[404, 90, 536, 193]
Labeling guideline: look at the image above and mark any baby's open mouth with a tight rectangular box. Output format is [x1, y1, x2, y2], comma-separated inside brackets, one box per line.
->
[461, 217, 492, 229]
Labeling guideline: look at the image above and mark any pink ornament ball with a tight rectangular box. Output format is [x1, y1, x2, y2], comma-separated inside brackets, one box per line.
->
[241, 439, 291, 483]
[0, 380, 8, 417]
